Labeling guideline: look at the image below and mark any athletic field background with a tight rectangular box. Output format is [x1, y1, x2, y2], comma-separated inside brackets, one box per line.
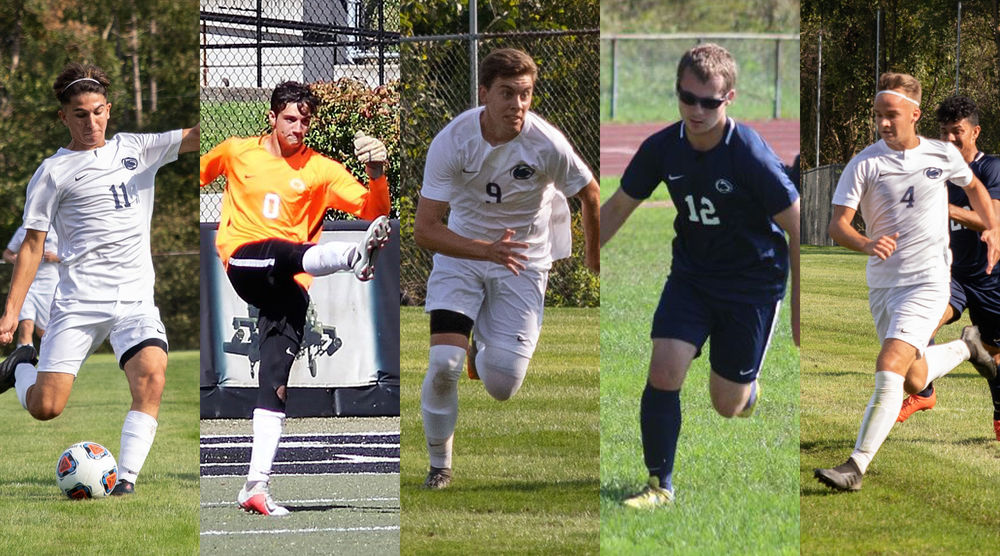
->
[800, 246, 1000, 553]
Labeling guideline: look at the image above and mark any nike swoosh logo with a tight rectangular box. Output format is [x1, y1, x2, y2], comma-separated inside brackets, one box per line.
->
[739, 368, 755, 376]
[285, 347, 296, 356]
[668, 174, 684, 180]
[516, 335, 528, 343]
[75, 174, 87, 181]
[462, 169, 477, 174]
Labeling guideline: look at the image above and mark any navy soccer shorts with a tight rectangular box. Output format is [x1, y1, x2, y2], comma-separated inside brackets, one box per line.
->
[651, 275, 781, 383]
[948, 278, 1000, 347]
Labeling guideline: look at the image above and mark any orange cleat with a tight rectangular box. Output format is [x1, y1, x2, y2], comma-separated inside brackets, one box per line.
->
[897, 389, 936, 423]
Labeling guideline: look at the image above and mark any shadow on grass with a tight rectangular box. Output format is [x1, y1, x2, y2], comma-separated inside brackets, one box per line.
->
[287, 503, 399, 514]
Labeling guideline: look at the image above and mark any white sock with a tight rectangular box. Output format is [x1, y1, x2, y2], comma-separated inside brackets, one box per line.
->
[923, 340, 971, 387]
[421, 345, 465, 469]
[14, 362, 37, 410]
[247, 408, 285, 483]
[119, 410, 158, 484]
[301, 241, 356, 276]
[850, 371, 904, 474]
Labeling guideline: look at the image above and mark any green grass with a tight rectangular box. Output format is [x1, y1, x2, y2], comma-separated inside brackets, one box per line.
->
[200, 100, 268, 154]
[800, 246, 1000, 554]
[0, 351, 199, 555]
[399, 306, 599, 555]
[600, 177, 800, 554]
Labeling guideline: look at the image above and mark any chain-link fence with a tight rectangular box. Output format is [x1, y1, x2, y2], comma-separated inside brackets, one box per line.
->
[400, 29, 600, 307]
[200, 0, 401, 222]
[601, 33, 799, 123]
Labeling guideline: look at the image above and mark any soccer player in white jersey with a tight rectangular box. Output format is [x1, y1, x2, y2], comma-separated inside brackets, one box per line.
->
[815, 72, 1000, 492]
[3, 225, 59, 347]
[0, 63, 199, 495]
[414, 48, 600, 489]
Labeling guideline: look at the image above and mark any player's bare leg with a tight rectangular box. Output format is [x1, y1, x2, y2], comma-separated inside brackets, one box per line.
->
[22, 370, 75, 421]
[898, 305, 953, 422]
[623, 339, 693, 508]
[15, 319, 35, 347]
[114, 346, 166, 495]
[708, 372, 757, 418]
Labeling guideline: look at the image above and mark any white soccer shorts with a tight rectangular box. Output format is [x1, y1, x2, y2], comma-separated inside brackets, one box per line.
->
[425, 254, 548, 359]
[37, 299, 168, 375]
[868, 282, 949, 355]
[18, 286, 55, 330]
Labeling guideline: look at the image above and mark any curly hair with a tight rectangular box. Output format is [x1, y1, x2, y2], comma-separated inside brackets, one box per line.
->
[935, 95, 979, 126]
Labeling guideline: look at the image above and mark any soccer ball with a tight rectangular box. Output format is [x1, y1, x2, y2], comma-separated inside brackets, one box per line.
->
[55, 442, 118, 499]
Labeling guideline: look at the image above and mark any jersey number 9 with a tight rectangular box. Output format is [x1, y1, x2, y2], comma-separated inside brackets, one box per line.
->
[486, 182, 502, 204]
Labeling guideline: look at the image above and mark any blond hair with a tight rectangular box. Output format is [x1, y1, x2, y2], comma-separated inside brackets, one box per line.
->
[877, 72, 922, 104]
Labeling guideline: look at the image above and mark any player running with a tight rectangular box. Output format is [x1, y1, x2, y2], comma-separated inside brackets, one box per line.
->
[894, 95, 1000, 441]
[415, 48, 600, 489]
[815, 73, 1000, 492]
[3, 224, 59, 348]
[200, 80, 392, 515]
[0, 63, 199, 495]
[601, 43, 800, 508]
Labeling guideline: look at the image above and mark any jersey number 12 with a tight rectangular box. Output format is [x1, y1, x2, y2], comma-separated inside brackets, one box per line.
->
[683, 195, 720, 225]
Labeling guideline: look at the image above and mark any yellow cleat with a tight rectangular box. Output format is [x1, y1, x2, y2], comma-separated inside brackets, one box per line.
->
[623, 476, 674, 509]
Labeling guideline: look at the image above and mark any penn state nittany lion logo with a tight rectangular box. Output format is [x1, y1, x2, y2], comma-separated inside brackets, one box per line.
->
[122, 157, 138, 170]
[925, 167, 943, 179]
[715, 179, 734, 193]
[511, 164, 536, 180]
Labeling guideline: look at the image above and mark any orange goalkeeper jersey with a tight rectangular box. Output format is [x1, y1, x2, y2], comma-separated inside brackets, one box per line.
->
[200, 136, 390, 287]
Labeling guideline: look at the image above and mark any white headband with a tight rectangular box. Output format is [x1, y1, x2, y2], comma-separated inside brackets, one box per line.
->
[61, 77, 102, 94]
[875, 89, 920, 106]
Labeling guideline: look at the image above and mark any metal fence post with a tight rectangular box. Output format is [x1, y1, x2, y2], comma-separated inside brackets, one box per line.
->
[469, 0, 478, 108]
[773, 38, 781, 119]
[611, 37, 618, 120]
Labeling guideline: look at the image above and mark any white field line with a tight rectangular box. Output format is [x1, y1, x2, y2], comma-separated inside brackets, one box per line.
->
[201, 525, 399, 536]
[201, 471, 398, 478]
[202, 455, 399, 466]
[201, 432, 397, 439]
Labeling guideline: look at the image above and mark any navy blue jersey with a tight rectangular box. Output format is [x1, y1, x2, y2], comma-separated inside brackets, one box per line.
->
[621, 118, 799, 303]
[948, 153, 1000, 282]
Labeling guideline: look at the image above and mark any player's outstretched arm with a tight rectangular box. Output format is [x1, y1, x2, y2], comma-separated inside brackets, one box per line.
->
[965, 175, 1000, 273]
[179, 123, 200, 154]
[600, 188, 642, 248]
[947, 200, 1000, 232]
[828, 204, 898, 260]
[414, 195, 529, 274]
[0, 229, 45, 344]
[576, 179, 600, 273]
[773, 200, 800, 347]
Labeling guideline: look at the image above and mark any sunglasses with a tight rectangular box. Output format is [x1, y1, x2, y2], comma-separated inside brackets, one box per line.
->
[676, 88, 729, 110]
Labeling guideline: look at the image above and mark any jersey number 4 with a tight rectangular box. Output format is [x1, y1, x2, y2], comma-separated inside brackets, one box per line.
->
[683, 195, 720, 225]
[900, 186, 915, 208]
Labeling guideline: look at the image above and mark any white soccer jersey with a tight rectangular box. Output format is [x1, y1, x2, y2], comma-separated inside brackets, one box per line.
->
[22, 131, 182, 302]
[832, 137, 973, 287]
[7, 224, 60, 292]
[421, 107, 593, 270]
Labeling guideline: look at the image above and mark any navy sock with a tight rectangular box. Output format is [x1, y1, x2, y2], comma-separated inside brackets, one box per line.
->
[990, 378, 1000, 421]
[917, 382, 934, 398]
[640, 383, 681, 491]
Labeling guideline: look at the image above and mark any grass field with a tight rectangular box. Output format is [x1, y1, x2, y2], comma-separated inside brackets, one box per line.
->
[599, 178, 800, 554]
[0, 350, 199, 555]
[800, 246, 1000, 553]
[399, 305, 599, 555]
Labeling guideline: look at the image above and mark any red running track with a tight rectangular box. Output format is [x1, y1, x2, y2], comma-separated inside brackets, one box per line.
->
[600, 119, 800, 177]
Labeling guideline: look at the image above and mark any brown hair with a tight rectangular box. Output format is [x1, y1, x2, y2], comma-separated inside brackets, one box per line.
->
[479, 48, 538, 89]
[878, 72, 922, 104]
[53, 63, 111, 105]
[676, 43, 737, 91]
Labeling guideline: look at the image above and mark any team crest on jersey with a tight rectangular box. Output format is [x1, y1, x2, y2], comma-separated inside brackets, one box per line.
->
[122, 157, 138, 170]
[714, 179, 735, 193]
[510, 164, 536, 180]
[925, 167, 943, 179]
[289, 178, 306, 193]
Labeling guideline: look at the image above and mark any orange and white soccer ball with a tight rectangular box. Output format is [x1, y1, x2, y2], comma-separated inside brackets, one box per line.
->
[55, 442, 118, 499]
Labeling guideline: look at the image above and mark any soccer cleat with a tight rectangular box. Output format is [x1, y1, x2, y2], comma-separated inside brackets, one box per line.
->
[737, 381, 760, 418]
[623, 476, 674, 509]
[897, 389, 936, 423]
[467, 334, 479, 380]
[422, 466, 452, 489]
[814, 458, 863, 492]
[0, 344, 38, 395]
[352, 215, 391, 281]
[961, 326, 997, 381]
[237, 481, 289, 516]
[110, 479, 134, 496]
[994, 420, 1000, 442]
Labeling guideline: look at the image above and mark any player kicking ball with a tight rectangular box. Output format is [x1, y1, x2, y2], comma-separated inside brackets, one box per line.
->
[601, 43, 800, 508]
[0, 63, 199, 495]
[894, 95, 1000, 441]
[201, 81, 392, 515]
[815, 73, 1000, 492]
[415, 48, 600, 489]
